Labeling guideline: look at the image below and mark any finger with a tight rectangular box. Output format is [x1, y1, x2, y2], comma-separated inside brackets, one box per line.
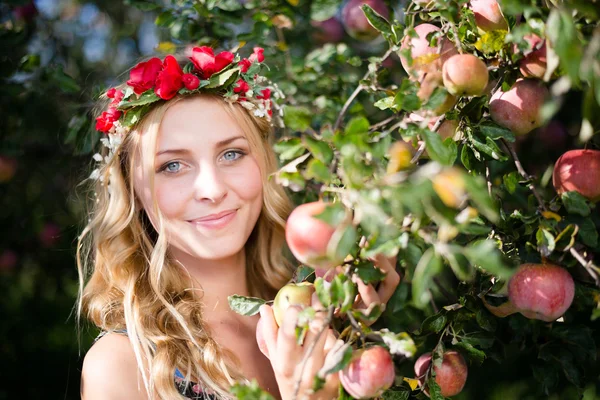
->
[352, 274, 380, 307]
[259, 305, 278, 360]
[370, 254, 401, 304]
[301, 327, 331, 380]
[277, 305, 303, 376]
[256, 315, 269, 359]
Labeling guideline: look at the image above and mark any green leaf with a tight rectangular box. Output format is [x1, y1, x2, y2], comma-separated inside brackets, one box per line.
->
[546, 8, 583, 85]
[382, 390, 410, 400]
[274, 138, 305, 161]
[318, 342, 353, 377]
[427, 377, 445, 400]
[283, 106, 312, 131]
[474, 30, 507, 54]
[463, 174, 499, 223]
[475, 308, 497, 332]
[478, 123, 516, 142]
[294, 265, 314, 283]
[503, 171, 519, 194]
[119, 90, 160, 109]
[360, 4, 392, 37]
[231, 379, 276, 400]
[329, 225, 357, 263]
[354, 261, 387, 285]
[453, 341, 486, 364]
[463, 240, 513, 280]
[379, 330, 417, 358]
[412, 248, 443, 309]
[374, 96, 395, 111]
[303, 135, 333, 164]
[344, 116, 370, 135]
[420, 312, 447, 334]
[394, 90, 421, 112]
[304, 158, 332, 182]
[422, 129, 457, 166]
[122, 104, 150, 127]
[536, 228, 556, 257]
[561, 191, 591, 217]
[206, 67, 240, 88]
[227, 295, 267, 316]
[314, 277, 332, 307]
[577, 218, 598, 248]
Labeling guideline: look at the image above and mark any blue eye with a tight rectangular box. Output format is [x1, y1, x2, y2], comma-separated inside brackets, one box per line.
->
[163, 161, 181, 173]
[222, 150, 244, 162]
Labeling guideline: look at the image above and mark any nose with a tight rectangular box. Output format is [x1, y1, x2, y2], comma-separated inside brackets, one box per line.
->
[193, 164, 227, 204]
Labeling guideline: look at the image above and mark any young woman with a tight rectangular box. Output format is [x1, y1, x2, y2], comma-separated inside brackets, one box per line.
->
[77, 46, 400, 400]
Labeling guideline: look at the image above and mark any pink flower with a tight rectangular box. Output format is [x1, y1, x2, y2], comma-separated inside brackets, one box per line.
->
[182, 73, 200, 90]
[249, 47, 264, 63]
[154, 55, 183, 100]
[233, 78, 250, 93]
[107, 88, 124, 105]
[127, 58, 162, 95]
[189, 46, 234, 78]
[238, 58, 252, 73]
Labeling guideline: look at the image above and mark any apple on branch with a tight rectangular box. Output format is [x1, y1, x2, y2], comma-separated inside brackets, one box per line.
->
[552, 149, 600, 202]
[339, 346, 395, 399]
[414, 350, 468, 397]
[341, 0, 390, 42]
[285, 201, 346, 270]
[508, 263, 575, 322]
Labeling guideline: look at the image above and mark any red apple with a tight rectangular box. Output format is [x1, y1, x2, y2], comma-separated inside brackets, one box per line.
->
[442, 54, 489, 97]
[517, 34, 547, 79]
[0, 250, 17, 272]
[272, 282, 315, 327]
[469, 0, 508, 32]
[14, 2, 38, 23]
[489, 79, 548, 135]
[0, 156, 17, 183]
[286, 202, 344, 269]
[340, 346, 395, 399]
[414, 350, 468, 397]
[399, 24, 458, 78]
[552, 149, 600, 202]
[341, 0, 390, 42]
[311, 17, 345, 43]
[508, 263, 575, 322]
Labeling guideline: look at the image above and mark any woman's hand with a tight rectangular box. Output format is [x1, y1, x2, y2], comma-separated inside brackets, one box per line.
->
[352, 254, 401, 325]
[257, 302, 340, 400]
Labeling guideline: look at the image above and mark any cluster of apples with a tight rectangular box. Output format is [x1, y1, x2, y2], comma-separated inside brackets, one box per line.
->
[268, 202, 396, 398]
[400, 0, 550, 138]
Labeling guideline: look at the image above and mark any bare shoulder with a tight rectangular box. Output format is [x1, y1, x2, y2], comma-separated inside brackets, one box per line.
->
[81, 333, 149, 400]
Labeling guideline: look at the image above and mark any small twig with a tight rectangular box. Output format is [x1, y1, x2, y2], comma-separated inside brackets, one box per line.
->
[369, 114, 399, 132]
[569, 247, 600, 287]
[333, 47, 395, 132]
[292, 306, 335, 400]
[275, 27, 294, 81]
[501, 138, 547, 211]
[449, 23, 463, 54]
[433, 277, 456, 303]
[411, 141, 426, 164]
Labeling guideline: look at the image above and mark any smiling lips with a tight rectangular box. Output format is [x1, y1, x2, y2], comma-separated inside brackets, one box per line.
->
[188, 209, 238, 229]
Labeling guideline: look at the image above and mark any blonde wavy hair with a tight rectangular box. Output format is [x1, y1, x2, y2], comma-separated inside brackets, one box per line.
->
[77, 80, 294, 398]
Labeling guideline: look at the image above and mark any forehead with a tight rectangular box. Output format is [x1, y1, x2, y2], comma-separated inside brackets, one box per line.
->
[157, 96, 245, 149]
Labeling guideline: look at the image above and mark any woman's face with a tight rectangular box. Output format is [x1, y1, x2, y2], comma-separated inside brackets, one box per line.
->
[133, 96, 264, 262]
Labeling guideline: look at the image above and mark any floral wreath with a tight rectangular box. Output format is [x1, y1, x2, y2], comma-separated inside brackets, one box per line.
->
[90, 46, 284, 182]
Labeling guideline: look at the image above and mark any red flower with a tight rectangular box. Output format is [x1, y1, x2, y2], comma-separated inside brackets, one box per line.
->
[155, 55, 183, 100]
[107, 88, 124, 105]
[257, 88, 271, 99]
[249, 47, 264, 63]
[238, 58, 252, 73]
[189, 46, 234, 79]
[95, 107, 122, 133]
[234, 78, 250, 94]
[182, 73, 200, 90]
[127, 58, 162, 95]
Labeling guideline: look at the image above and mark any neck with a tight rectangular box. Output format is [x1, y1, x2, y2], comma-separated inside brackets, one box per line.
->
[170, 248, 250, 323]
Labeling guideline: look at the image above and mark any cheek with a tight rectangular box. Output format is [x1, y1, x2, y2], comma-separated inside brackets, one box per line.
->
[232, 159, 263, 203]
[155, 178, 190, 219]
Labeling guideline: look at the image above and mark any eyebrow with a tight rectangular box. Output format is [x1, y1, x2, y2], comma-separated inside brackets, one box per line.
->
[155, 135, 247, 157]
